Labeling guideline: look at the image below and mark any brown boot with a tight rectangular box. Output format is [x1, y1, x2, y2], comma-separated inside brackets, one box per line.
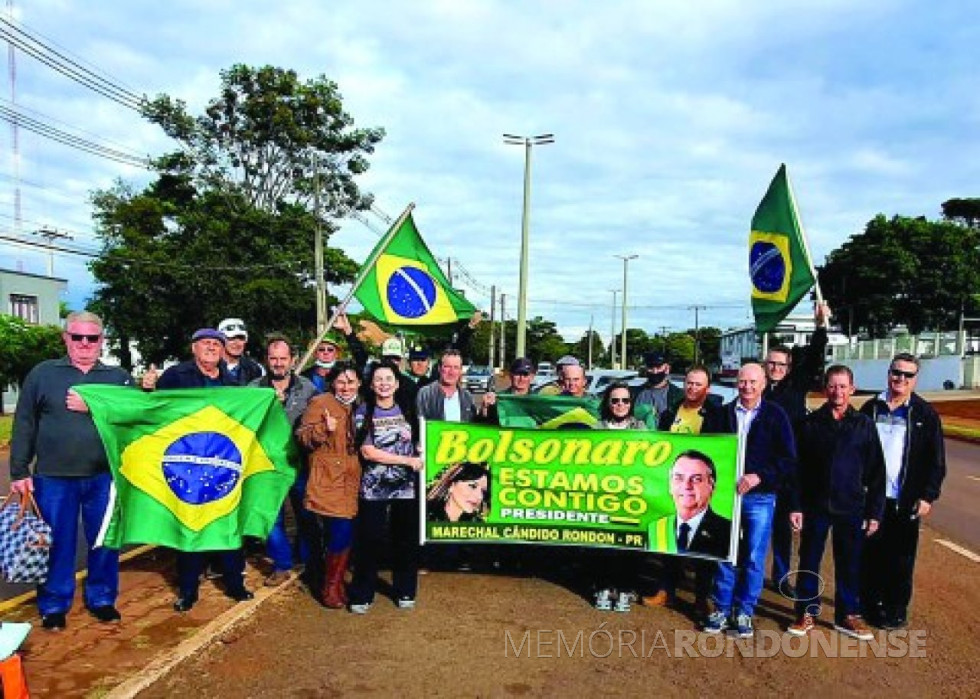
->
[321, 549, 350, 609]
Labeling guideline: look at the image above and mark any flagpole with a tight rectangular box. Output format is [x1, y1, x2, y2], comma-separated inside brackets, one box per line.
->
[783, 166, 824, 305]
[297, 202, 416, 371]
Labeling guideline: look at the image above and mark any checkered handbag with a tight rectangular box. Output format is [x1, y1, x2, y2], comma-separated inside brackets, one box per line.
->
[0, 492, 52, 584]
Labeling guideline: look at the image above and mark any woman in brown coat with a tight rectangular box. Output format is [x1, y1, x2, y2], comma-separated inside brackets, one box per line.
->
[296, 361, 362, 608]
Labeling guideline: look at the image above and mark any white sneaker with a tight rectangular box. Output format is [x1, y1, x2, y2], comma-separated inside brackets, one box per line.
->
[349, 602, 372, 615]
[397, 597, 416, 610]
[613, 593, 632, 613]
[594, 588, 613, 611]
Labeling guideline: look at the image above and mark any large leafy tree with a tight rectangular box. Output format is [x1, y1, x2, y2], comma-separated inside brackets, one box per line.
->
[819, 213, 980, 337]
[89, 65, 383, 367]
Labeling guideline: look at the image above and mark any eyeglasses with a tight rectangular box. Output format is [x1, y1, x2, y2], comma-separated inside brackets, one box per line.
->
[890, 368, 918, 379]
[610, 397, 631, 405]
[318, 346, 338, 353]
[69, 333, 102, 343]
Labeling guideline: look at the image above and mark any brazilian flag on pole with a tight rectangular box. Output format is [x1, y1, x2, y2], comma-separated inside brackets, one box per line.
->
[749, 164, 817, 333]
[74, 385, 296, 551]
[352, 209, 477, 326]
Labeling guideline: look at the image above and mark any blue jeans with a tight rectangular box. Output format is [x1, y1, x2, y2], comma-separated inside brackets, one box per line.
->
[266, 471, 312, 572]
[33, 473, 120, 615]
[796, 511, 865, 621]
[712, 492, 775, 618]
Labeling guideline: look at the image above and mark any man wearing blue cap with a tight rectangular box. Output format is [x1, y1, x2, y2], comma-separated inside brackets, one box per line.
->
[154, 328, 254, 611]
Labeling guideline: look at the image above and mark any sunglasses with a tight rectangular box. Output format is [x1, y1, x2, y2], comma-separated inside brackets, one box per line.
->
[889, 369, 917, 379]
[69, 333, 102, 343]
[610, 397, 631, 405]
[318, 345, 338, 353]
[222, 323, 247, 332]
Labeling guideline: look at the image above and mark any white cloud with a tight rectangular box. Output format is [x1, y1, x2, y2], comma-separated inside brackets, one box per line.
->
[2, 0, 977, 345]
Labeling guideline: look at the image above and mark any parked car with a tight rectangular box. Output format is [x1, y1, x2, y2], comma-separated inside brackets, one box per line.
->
[464, 365, 493, 393]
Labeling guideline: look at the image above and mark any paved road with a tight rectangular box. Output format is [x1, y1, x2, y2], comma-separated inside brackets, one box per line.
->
[926, 439, 980, 551]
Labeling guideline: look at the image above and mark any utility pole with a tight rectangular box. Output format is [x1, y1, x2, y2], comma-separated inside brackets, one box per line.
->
[609, 289, 619, 368]
[313, 167, 327, 334]
[488, 284, 497, 370]
[615, 254, 638, 370]
[502, 294, 509, 363]
[689, 305, 706, 365]
[587, 314, 594, 370]
[34, 227, 72, 277]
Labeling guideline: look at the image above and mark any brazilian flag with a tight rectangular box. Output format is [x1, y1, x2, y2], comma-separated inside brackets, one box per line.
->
[497, 395, 601, 429]
[74, 386, 296, 552]
[749, 163, 817, 333]
[353, 211, 477, 326]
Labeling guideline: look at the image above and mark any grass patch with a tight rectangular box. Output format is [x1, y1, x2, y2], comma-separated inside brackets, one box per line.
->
[943, 423, 980, 443]
[0, 414, 11, 449]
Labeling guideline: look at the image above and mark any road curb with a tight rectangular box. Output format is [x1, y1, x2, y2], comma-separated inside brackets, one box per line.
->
[105, 570, 300, 698]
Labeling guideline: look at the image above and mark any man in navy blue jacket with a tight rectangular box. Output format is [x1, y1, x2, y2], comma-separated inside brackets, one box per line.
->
[787, 365, 885, 641]
[701, 362, 796, 638]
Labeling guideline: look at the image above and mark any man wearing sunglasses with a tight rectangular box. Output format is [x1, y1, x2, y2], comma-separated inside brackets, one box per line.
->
[217, 318, 265, 386]
[301, 313, 368, 394]
[9, 311, 133, 631]
[858, 353, 945, 630]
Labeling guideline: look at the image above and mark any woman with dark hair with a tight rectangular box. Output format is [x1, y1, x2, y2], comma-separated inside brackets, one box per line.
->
[347, 360, 423, 614]
[426, 462, 490, 522]
[591, 381, 650, 613]
[598, 381, 645, 429]
[296, 361, 362, 608]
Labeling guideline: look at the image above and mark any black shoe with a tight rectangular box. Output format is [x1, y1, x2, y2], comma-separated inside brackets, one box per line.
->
[226, 588, 254, 603]
[882, 611, 908, 630]
[173, 594, 198, 613]
[41, 612, 67, 631]
[88, 605, 122, 623]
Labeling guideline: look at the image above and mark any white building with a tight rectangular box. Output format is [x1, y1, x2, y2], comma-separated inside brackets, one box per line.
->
[719, 315, 849, 376]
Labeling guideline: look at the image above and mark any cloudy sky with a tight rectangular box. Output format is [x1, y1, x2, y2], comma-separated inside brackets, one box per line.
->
[2, 0, 978, 343]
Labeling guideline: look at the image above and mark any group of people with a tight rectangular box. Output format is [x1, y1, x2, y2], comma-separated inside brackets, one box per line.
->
[9, 303, 946, 643]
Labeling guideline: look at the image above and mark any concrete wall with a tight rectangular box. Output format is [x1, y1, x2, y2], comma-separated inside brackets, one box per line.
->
[845, 355, 964, 393]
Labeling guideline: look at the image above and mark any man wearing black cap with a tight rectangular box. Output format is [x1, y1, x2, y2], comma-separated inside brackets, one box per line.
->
[154, 328, 254, 611]
[635, 352, 683, 421]
[481, 357, 536, 423]
[405, 346, 435, 390]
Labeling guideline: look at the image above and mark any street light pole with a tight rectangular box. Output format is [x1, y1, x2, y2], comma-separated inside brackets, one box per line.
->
[615, 254, 638, 370]
[504, 133, 554, 358]
[689, 304, 706, 365]
[609, 289, 619, 368]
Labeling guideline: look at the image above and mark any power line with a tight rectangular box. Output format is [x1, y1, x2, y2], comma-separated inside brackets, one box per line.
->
[0, 101, 151, 168]
[0, 15, 144, 110]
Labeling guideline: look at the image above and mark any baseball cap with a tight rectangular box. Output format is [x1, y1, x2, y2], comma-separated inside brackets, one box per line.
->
[408, 346, 430, 361]
[218, 317, 248, 340]
[510, 357, 534, 374]
[644, 351, 668, 367]
[381, 337, 404, 358]
[192, 328, 226, 344]
[556, 355, 581, 368]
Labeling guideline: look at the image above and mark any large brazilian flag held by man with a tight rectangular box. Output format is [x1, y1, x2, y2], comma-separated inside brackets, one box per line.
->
[74, 385, 296, 551]
[352, 210, 477, 326]
[749, 164, 817, 333]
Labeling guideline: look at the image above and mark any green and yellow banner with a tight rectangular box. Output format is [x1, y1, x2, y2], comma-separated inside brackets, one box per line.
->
[75, 385, 297, 551]
[422, 421, 739, 560]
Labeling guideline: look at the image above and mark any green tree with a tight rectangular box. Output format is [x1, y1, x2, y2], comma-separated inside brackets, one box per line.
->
[90, 65, 382, 367]
[572, 330, 605, 366]
[941, 198, 980, 228]
[0, 315, 64, 410]
[820, 214, 980, 336]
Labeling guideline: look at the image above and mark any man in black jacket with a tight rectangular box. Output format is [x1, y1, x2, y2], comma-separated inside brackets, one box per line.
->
[787, 365, 885, 641]
[764, 302, 830, 594]
[859, 353, 945, 629]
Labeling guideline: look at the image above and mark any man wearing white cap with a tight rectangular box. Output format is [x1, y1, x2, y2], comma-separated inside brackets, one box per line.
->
[217, 317, 264, 385]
